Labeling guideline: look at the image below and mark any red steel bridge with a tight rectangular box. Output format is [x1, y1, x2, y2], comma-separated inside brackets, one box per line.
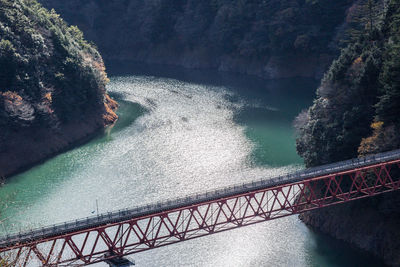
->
[1, 150, 400, 266]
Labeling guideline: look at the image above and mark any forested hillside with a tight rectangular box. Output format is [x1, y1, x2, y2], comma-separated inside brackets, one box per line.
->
[39, 0, 353, 79]
[0, 0, 117, 177]
[295, 0, 400, 265]
[2, 0, 398, 264]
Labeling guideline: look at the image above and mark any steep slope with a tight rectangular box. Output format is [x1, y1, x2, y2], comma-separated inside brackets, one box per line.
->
[0, 0, 118, 178]
[295, 0, 400, 265]
[39, 0, 354, 79]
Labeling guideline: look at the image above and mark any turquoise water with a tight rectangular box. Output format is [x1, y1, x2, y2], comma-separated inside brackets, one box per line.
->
[0, 65, 386, 266]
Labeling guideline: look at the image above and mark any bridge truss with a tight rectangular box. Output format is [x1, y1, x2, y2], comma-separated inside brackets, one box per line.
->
[1, 159, 400, 266]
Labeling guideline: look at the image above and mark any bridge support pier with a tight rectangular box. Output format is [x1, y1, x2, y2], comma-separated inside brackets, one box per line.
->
[104, 253, 135, 267]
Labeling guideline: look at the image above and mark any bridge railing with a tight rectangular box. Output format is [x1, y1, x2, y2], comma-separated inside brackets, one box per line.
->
[1, 149, 400, 247]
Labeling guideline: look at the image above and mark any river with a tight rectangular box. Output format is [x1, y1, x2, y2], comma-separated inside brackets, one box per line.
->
[0, 63, 385, 266]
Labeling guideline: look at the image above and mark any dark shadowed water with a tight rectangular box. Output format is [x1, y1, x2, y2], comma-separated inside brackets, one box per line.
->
[0, 63, 386, 266]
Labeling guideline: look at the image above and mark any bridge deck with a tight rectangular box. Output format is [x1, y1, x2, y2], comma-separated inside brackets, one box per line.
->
[1, 149, 400, 249]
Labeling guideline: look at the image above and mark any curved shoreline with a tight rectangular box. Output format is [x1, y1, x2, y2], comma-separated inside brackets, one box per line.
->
[1, 99, 118, 179]
[1, 122, 106, 179]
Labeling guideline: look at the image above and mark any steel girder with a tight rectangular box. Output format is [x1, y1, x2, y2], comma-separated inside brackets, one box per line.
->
[1, 160, 400, 266]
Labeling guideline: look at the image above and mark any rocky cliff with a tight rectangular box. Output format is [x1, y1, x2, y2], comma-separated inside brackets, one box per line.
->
[39, 0, 355, 79]
[295, 0, 400, 265]
[0, 0, 118, 178]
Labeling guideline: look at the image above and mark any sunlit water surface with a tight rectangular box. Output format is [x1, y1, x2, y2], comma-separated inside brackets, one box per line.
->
[0, 65, 385, 266]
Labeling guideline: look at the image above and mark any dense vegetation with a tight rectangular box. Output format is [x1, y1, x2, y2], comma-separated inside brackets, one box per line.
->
[0, 0, 117, 177]
[295, 0, 400, 264]
[0, 0, 110, 127]
[39, 0, 354, 77]
[296, 0, 399, 166]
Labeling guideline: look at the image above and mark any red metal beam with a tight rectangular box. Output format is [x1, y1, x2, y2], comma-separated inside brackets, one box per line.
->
[1, 159, 400, 266]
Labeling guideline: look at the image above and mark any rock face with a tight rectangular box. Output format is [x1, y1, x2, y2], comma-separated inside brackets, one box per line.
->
[39, 0, 355, 79]
[295, 1, 400, 265]
[0, 0, 118, 178]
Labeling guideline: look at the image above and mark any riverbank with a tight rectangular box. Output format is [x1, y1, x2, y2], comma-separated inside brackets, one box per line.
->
[0, 95, 118, 179]
[103, 51, 332, 80]
[295, 1, 400, 265]
[0, 1, 118, 179]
